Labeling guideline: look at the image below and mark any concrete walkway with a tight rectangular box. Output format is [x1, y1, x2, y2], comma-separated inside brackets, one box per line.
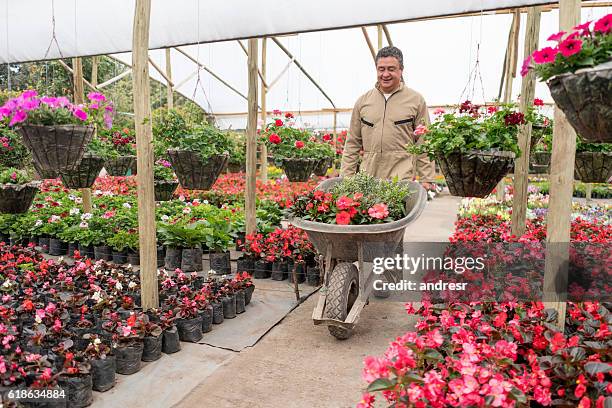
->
[175, 194, 461, 408]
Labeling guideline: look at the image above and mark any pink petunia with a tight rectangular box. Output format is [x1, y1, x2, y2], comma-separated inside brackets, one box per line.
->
[87, 92, 106, 102]
[573, 21, 591, 35]
[520, 55, 532, 77]
[8, 110, 27, 127]
[594, 13, 611, 34]
[21, 89, 38, 99]
[547, 31, 566, 42]
[559, 37, 582, 57]
[532, 47, 559, 64]
[72, 108, 88, 121]
[368, 203, 389, 220]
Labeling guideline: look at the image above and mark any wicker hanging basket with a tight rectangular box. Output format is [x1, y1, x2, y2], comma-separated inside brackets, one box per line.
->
[280, 158, 318, 182]
[105, 155, 137, 177]
[0, 182, 40, 214]
[547, 61, 612, 143]
[167, 150, 228, 190]
[154, 180, 179, 201]
[574, 151, 612, 184]
[59, 154, 105, 189]
[436, 150, 515, 198]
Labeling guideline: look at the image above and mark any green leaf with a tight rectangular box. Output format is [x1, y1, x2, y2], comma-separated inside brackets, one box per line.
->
[366, 378, 395, 393]
[584, 362, 612, 376]
[584, 341, 606, 350]
[424, 348, 444, 361]
[508, 387, 527, 404]
[569, 347, 587, 363]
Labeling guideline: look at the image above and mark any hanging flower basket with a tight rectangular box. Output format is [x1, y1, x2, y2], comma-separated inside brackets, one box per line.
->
[547, 61, 612, 144]
[574, 151, 612, 184]
[280, 158, 318, 182]
[32, 160, 59, 180]
[313, 157, 333, 177]
[0, 182, 40, 214]
[154, 180, 178, 201]
[105, 155, 137, 177]
[529, 151, 551, 174]
[167, 150, 228, 190]
[227, 162, 246, 173]
[59, 153, 105, 189]
[18, 125, 95, 172]
[435, 150, 515, 198]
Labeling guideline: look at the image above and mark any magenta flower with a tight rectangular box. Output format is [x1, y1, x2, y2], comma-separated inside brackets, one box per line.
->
[40, 97, 58, 108]
[593, 14, 611, 34]
[103, 111, 113, 129]
[72, 108, 88, 121]
[87, 92, 107, 102]
[558, 37, 582, 57]
[532, 47, 558, 64]
[573, 21, 591, 35]
[8, 110, 27, 126]
[21, 89, 38, 99]
[546, 31, 566, 42]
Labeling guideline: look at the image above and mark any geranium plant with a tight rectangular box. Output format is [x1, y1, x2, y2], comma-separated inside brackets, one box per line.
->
[0, 168, 31, 184]
[89, 127, 136, 159]
[524, 14, 612, 81]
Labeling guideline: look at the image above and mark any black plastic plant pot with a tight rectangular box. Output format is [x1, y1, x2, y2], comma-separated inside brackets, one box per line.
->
[67, 242, 79, 257]
[59, 153, 105, 189]
[235, 290, 246, 314]
[253, 259, 271, 279]
[49, 238, 68, 256]
[234, 232, 246, 251]
[288, 262, 306, 284]
[59, 373, 93, 408]
[112, 250, 128, 264]
[236, 256, 254, 274]
[209, 251, 231, 274]
[547, 61, 612, 143]
[200, 306, 213, 333]
[78, 243, 95, 258]
[271, 260, 288, 281]
[105, 155, 136, 177]
[157, 245, 166, 267]
[313, 157, 333, 177]
[221, 294, 237, 319]
[167, 150, 229, 190]
[128, 250, 140, 265]
[165, 246, 183, 270]
[574, 152, 612, 184]
[245, 285, 255, 305]
[90, 356, 116, 392]
[94, 245, 113, 261]
[280, 158, 318, 182]
[18, 125, 95, 173]
[162, 326, 181, 354]
[154, 180, 178, 201]
[181, 247, 203, 272]
[114, 342, 144, 375]
[39, 236, 50, 252]
[436, 150, 515, 198]
[0, 182, 40, 214]
[176, 316, 203, 343]
[307, 265, 321, 287]
[211, 301, 224, 324]
[142, 334, 163, 362]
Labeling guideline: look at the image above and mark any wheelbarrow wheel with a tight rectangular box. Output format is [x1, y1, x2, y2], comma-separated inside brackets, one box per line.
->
[326, 262, 359, 340]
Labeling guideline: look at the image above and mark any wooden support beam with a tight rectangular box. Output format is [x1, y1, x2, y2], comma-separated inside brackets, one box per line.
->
[91, 56, 99, 87]
[331, 110, 338, 174]
[267, 58, 294, 91]
[132, 0, 159, 310]
[97, 69, 132, 88]
[165, 49, 174, 109]
[544, 0, 581, 330]
[237, 40, 269, 89]
[245, 39, 258, 236]
[585, 183, 593, 201]
[271, 37, 336, 109]
[377, 25, 383, 50]
[174, 47, 250, 102]
[148, 56, 174, 87]
[259, 38, 268, 183]
[72, 57, 93, 214]
[511, 7, 541, 237]
[382, 25, 394, 47]
[361, 27, 376, 61]
[59, 59, 99, 92]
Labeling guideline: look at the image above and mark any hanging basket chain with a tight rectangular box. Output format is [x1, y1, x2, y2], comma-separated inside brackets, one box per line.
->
[43, 0, 64, 60]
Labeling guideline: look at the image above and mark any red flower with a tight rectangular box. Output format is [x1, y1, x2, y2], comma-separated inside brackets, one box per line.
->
[558, 37, 582, 57]
[322, 133, 332, 141]
[275, 119, 284, 127]
[336, 211, 351, 225]
[573, 21, 591, 34]
[533, 98, 544, 106]
[336, 196, 356, 210]
[594, 14, 611, 34]
[268, 133, 281, 144]
[295, 140, 304, 149]
[532, 47, 559, 64]
[487, 106, 498, 114]
[547, 31, 566, 42]
[285, 112, 294, 119]
[550, 332, 566, 352]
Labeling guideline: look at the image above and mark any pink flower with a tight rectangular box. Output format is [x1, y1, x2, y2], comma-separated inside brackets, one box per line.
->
[272, 109, 282, 115]
[356, 393, 375, 408]
[520, 56, 532, 77]
[573, 21, 591, 35]
[9, 172, 16, 181]
[21, 90, 38, 99]
[433, 107, 445, 115]
[336, 196, 356, 210]
[362, 356, 389, 382]
[594, 14, 611, 34]
[8, 109, 27, 126]
[103, 111, 113, 129]
[120, 325, 132, 337]
[547, 31, 566, 42]
[87, 92, 106, 102]
[295, 140, 304, 149]
[487, 106, 498, 114]
[532, 47, 559, 64]
[336, 211, 351, 225]
[414, 124, 428, 136]
[368, 203, 389, 220]
[72, 108, 88, 121]
[558, 37, 582, 57]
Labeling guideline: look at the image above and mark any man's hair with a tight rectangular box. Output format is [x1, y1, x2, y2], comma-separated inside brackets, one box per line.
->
[375, 46, 404, 69]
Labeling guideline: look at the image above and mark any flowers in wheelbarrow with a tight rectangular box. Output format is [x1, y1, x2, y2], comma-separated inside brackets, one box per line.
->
[368, 203, 389, 220]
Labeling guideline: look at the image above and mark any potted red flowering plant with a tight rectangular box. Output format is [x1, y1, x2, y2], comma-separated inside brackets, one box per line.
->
[105, 313, 144, 375]
[0, 168, 39, 214]
[58, 350, 93, 408]
[174, 296, 203, 343]
[92, 126, 137, 176]
[0, 90, 113, 172]
[525, 14, 612, 143]
[409, 101, 528, 197]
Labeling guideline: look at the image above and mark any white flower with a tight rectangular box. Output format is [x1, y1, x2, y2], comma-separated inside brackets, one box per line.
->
[103, 191, 113, 197]
[91, 291, 101, 302]
[75, 197, 83, 204]
[2, 280, 12, 289]
[34, 220, 43, 227]
[68, 194, 77, 201]
[203, 200, 209, 205]
[179, 195, 185, 202]
[182, 207, 191, 214]
[128, 281, 136, 289]
[49, 215, 61, 223]
[94, 338, 101, 345]
[80, 221, 89, 229]
[115, 282, 123, 291]
[81, 213, 92, 220]
[123, 202, 132, 209]
[161, 215, 169, 222]
[70, 207, 80, 215]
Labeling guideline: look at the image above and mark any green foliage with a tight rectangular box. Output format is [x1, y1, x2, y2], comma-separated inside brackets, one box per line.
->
[153, 160, 175, 181]
[158, 221, 212, 248]
[0, 168, 31, 184]
[152, 108, 190, 155]
[203, 218, 232, 252]
[226, 130, 246, 165]
[174, 125, 232, 159]
[576, 138, 612, 153]
[91, 127, 136, 159]
[0, 124, 30, 169]
[107, 230, 139, 252]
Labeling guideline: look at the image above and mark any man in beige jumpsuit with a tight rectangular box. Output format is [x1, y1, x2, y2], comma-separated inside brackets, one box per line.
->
[340, 46, 435, 190]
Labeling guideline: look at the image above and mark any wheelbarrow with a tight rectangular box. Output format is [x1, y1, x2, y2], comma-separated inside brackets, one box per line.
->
[290, 178, 427, 339]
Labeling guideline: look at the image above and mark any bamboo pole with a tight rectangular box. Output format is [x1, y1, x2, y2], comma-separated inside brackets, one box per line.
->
[496, 10, 521, 201]
[237, 40, 268, 89]
[245, 39, 258, 236]
[382, 25, 394, 47]
[585, 183, 593, 201]
[59, 60, 99, 92]
[259, 38, 268, 182]
[147, 56, 174, 87]
[165, 49, 174, 109]
[132, 0, 158, 310]
[511, 7, 541, 237]
[543, 0, 581, 330]
[331, 110, 338, 174]
[91, 56, 99, 87]
[377, 25, 383, 50]
[72, 57, 94, 214]
[361, 27, 376, 61]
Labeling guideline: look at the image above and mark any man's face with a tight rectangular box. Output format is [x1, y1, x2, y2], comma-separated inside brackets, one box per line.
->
[376, 56, 402, 93]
